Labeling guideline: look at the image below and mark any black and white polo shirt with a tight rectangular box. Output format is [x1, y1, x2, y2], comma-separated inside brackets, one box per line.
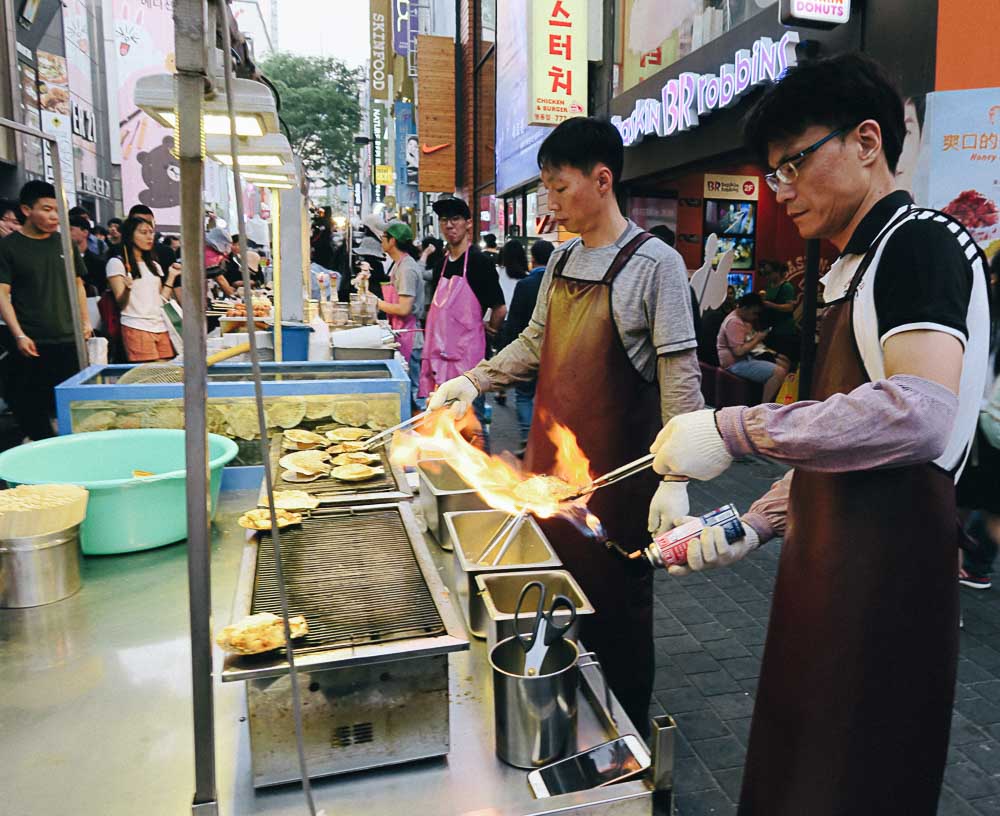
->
[820, 190, 991, 479]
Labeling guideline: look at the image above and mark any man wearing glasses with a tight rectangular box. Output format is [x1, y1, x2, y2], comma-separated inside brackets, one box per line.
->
[650, 54, 990, 814]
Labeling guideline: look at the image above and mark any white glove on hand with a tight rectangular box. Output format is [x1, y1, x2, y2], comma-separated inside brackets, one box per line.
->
[427, 374, 480, 420]
[667, 518, 760, 577]
[647, 480, 690, 536]
[650, 409, 734, 481]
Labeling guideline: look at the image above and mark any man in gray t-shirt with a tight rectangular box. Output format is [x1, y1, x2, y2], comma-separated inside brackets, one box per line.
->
[427, 117, 703, 732]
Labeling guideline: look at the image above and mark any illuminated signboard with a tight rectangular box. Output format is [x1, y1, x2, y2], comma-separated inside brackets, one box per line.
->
[612, 31, 800, 147]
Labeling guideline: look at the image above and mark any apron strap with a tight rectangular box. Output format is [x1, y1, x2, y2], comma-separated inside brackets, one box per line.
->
[844, 207, 916, 300]
[552, 238, 581, 279]
[602, 232, 655, 284]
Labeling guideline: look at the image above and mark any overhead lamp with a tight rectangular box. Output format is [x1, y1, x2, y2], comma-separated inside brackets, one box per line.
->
[134, 73, 280, 136]
[240, 164, 299, 184]
[205, 134, 293, 168]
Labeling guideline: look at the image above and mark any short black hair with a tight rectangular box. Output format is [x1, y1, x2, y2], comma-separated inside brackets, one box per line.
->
[744, 52, 906, 173]
[649, 224, 675, 247]
[482, 233, 497, 248]
[128, 204, 154, 219]
[738, 292, 764, 309]
[0, 199, 21, 220]
[231, 233, 240, 244]
[68, 206, 91, 221]
[531, 239, 555, 267]
[92, 225, 108, 238]
[19, 180, 56, 208]
[537, 117, 624, 185]
[69, 215, 91, 232]
[108, 217, 123, 228]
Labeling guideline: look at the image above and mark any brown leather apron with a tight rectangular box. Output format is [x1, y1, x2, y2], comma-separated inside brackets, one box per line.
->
[525, 233, 662, 732]
[739, 217, 959, 815]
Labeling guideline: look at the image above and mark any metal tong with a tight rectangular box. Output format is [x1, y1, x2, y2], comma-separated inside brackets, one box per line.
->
[561, 453, 658, 503]
[362, 399, 456, 452]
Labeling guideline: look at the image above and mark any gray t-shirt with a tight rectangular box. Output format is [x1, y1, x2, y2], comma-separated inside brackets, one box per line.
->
[389, 254, 424, 349]
[529, 220, 696, 381]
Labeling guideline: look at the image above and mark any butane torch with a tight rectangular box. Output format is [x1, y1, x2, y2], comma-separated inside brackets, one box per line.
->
[632, 504, 744, 569]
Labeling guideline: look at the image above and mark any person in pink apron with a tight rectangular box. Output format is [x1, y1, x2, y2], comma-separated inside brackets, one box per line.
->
[419, 196, 506, 404]
[374, 221, 421, 363]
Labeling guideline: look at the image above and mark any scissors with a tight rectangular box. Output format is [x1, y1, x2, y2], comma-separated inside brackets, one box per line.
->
[514, 580, 577, 676]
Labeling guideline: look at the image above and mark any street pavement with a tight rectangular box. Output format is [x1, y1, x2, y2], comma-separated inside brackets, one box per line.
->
[487, 391, 1000, 816]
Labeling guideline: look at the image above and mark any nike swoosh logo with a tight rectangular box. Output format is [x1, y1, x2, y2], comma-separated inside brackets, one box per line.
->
[421, 143, 451, 155]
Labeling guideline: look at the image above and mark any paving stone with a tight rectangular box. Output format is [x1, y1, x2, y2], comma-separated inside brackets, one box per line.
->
[689, 670, 744, 696]
[747, 643, 767, 659]
[673, 753, 721, 795]
[969, 680, 1000, 701]
[654, 666, 692, 691]
[714, 767, 744, 803]
[700, 595, 741, 614]
[938, 787, 985, 816]
[713, 609, 758, 629]
[686, 621, 731, 642]
[956, 683, 984, 701]
[741, 600, 773, 619]
[731, 626, 768, 646]
[692, 735, 746, 771]
[966, 643, 1000, 671]
[727, 717, 753, 745]
[960, 659, 996, 685]
[955, 696, 1000, 726]
[654, 617, 691, 638]
[674, 651, 724, 675]
[960, 741, 1000, 776]
[739, 678, 759, 695]
[656, 685, 709, 715]
[704, 638, 752, 660]
[706, 691, 756, 721]
[725, 584, 765, 603]
[657, 634, 705, 655]
[717, 657, 760, 681]
[673, 603, 715, 625]
[944, 761, 1000, 801]
[953, 713, 990, 746]
[971, 795, 1000, 815]
[675, 788, 737, 816]
[675, 709, 731, 741]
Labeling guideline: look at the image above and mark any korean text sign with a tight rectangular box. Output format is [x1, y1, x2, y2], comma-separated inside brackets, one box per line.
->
[528, 0, 588, 126]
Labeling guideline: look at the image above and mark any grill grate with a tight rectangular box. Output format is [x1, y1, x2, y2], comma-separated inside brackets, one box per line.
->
[270, 437, 400, 495]
[252, 508, 445, 653]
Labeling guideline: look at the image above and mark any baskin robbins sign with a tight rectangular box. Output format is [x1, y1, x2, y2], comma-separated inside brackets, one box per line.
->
[612, 31, 800, 148]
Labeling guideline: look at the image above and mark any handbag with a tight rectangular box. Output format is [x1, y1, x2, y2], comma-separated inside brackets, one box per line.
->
[162, 300, 184, 355]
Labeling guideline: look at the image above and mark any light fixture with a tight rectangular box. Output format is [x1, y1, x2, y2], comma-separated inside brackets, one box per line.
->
[240, 164, 299, 184]
[134, 73, 280, 136]
[205, 134, 293, 168]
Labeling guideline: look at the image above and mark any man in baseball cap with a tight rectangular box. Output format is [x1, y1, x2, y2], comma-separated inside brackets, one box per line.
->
[431, 195, 472, 221]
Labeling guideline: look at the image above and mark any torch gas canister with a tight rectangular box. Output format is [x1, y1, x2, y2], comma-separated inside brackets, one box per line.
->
[636, 504, 744, 569]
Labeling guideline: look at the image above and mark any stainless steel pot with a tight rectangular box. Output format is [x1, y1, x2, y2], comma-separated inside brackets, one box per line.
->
[476, 569, 594, 653]
[416, 459, 486, 550]
[490, 635, 578, 769]
[0, 525, 82, 608]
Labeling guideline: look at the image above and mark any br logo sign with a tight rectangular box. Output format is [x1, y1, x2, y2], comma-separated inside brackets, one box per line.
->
[743, 180, 756, 196]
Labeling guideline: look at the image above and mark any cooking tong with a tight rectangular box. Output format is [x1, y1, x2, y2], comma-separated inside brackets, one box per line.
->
[362, 398, 458, 452]
[561, 453, 663, 503]
[515, 580, 577, 676]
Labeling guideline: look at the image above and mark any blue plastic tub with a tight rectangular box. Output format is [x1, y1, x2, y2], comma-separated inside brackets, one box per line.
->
[0, 430, 238, 555]
[274, 322, 313, 361]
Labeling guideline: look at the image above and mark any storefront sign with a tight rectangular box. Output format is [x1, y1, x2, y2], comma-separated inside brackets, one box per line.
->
[704, 174, 759, 201]
[612, 31, 800, 147]
[528, 0, 588, 126]
[416, 34, 456, 192]
[80, 172, 112, 197]
[392, 0, 418, 57]
[375, 164, 394, 186]
[394, 101, 418, 207]
[370, 0, 390, 101]
[71, 101, 96, 142]
[780, 0, 851, 29]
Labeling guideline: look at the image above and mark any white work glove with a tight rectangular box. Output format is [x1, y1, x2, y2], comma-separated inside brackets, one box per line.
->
[427, 374, 480, 420]
[650, 409, 733, 481]
[647, 480, 689, 536]
[667, 517, 760, 577]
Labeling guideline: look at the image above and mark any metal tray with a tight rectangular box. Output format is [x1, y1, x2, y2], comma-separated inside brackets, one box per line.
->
[417, 459, 486, 550]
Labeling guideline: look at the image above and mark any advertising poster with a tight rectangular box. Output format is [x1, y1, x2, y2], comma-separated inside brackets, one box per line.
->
[629, 195, 678, 234]
[496, 0, 552, 194]
[910, 88, 1000, 260]
[19, 61, 45, 179]
[64, 0, 106, 205]
[394, 101, 418, 208]
[527, 0, 587, 125]
[37, 51, 76, 198]
[391, 0, 419, 57]
[370, 0, 390, 102]
[113, 0, 180, 228]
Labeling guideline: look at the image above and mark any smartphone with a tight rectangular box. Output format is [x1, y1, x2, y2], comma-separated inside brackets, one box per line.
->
[526, 735, 651, 798]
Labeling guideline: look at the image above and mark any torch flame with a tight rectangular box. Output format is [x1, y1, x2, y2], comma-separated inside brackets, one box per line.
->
[391, 407, 593, 519]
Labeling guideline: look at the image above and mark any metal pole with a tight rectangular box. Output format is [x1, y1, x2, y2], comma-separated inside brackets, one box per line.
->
[0, 117, 87, 371]
[272, 190, 282, 361]
[798, 239, 821, 401]
[173, 0, 217, 812]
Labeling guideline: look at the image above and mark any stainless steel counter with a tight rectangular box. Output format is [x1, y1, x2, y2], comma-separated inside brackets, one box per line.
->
[0, 489, 658, 815]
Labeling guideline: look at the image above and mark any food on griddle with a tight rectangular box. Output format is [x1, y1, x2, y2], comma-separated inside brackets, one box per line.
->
[238, 507, 303, 530]
[266, 397, 307, 430]
[281, 470, 322, 483]
[331, 451, 380, 466]
[269, 490, 321, 511]
[513, 475, 578, 506]
[326, 440, 369, 453]
[215, 612, 308, 654]
[132, 470, 155, 478]
[327, 426, 375, 442]
[278, 449, 330, 476]
[330, 463, 383, 482]
[331, 399, 370, 426]
[282, 429, 327, 449]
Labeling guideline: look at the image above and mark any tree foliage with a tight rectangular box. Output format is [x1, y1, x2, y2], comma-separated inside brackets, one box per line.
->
[259, 52, 362, 187]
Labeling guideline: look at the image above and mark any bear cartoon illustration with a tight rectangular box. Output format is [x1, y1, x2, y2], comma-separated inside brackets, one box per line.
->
[137, 135, 181, 209]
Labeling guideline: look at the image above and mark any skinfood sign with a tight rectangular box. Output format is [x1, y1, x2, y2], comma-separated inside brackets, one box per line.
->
[612, 31, 799, 148]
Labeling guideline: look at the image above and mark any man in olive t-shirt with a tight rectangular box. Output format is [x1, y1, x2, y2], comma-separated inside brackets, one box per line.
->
[0, 180, 90, 440]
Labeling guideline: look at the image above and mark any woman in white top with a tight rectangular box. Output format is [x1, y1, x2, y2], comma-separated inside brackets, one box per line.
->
[106, 216, 180, 362]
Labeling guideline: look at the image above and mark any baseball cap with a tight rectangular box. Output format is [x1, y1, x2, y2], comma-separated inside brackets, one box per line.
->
[384, 221, 414, 243]
[432, 195, 471, 219]
[362, 212, 387, 239]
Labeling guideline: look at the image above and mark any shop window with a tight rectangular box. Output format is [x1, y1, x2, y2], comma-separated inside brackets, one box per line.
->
[615, 0, 778, 95]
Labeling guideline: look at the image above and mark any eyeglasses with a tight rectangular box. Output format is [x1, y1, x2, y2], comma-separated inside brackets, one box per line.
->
[440, 216, 468, 226]
[764, 127, 848, 192]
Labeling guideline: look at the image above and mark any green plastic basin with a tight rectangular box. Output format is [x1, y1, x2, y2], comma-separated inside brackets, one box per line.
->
[0, 430, 239, 555]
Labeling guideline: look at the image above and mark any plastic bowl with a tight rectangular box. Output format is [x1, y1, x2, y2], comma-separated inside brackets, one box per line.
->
[0, 430, 239, 555]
